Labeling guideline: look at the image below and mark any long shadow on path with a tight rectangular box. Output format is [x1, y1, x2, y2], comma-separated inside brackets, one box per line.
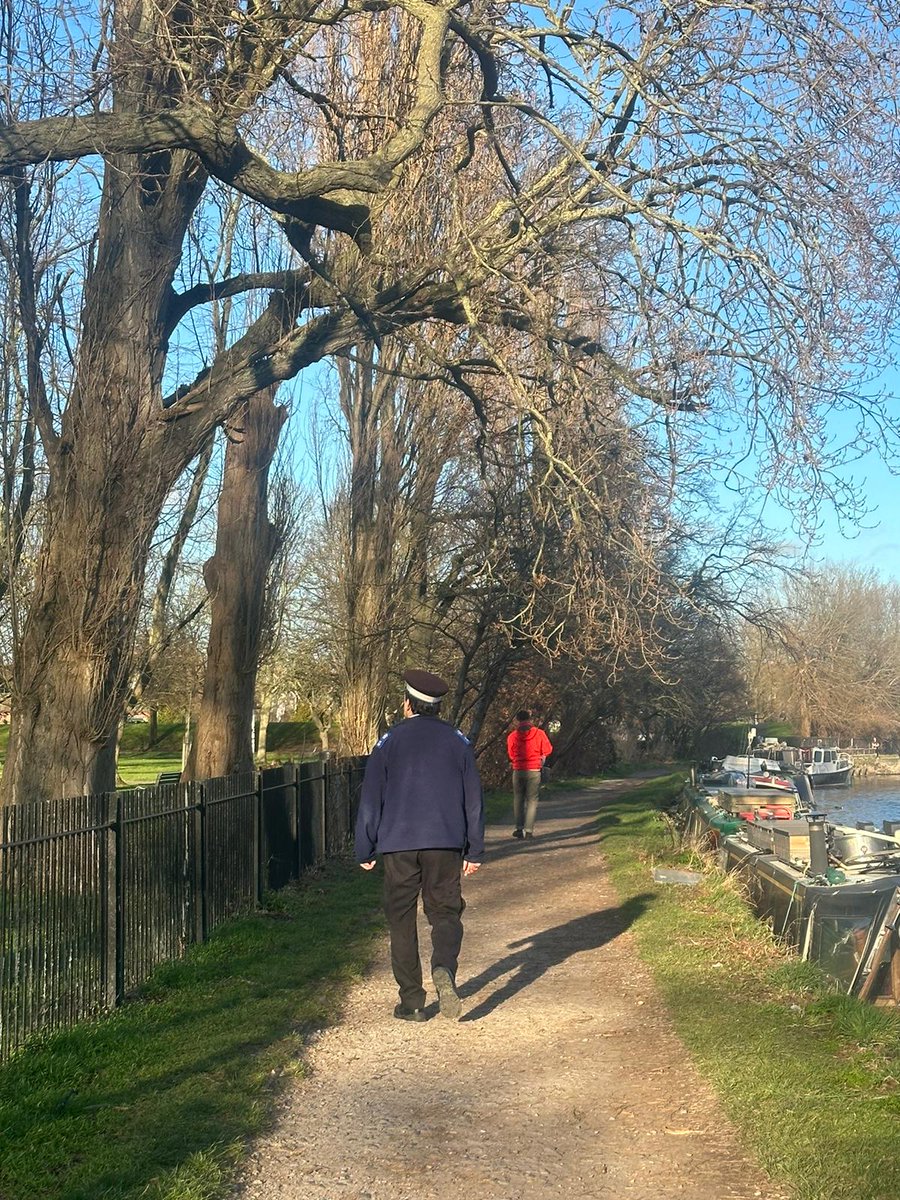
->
[459, 893, 653, 1021]
[484, 818, 602, 865]
[483, 783, 634, 866]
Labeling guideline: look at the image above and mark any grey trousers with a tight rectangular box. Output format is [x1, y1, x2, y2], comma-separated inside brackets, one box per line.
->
[512, 769, 542, 833]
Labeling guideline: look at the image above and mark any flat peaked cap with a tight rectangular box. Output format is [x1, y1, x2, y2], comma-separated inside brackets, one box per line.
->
[403, 669, 449, 703]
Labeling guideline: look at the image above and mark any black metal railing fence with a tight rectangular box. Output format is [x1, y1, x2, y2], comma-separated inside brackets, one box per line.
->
[0, 756, 366, 1061]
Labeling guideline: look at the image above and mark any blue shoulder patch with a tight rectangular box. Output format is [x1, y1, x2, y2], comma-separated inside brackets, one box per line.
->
[375, 730, 393, 750]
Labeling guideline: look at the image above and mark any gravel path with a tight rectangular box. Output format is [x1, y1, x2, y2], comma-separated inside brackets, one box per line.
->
[233, 782, 787, 1200]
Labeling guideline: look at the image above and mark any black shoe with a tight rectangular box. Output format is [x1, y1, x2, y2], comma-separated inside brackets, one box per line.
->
[432, 966, 462, 1020]
[394, 1004, 428, 1022]
[512, 828, 524, 838]
[524, 831, 534, 839]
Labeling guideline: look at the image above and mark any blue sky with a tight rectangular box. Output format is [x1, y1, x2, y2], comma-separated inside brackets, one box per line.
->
[807, 447, 900, 578]
[777, 367, 900, 580]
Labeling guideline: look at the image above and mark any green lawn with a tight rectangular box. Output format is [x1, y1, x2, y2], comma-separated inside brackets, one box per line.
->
[600, 774, 900, 1200]
[0, 721, 327, 788]
[116, 751, 185, 786]
[0, 861, 384, 1200]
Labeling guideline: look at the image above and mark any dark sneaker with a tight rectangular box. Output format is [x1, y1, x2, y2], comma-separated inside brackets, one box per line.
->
[394, 1004, 428, 1022]
[512, 828, 524, 838]
[433, 966, 462, 1020]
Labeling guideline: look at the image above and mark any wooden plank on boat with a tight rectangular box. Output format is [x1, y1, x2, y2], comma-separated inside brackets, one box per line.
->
[858, 888, 900, 1002]
[891, 923, 900, 1005]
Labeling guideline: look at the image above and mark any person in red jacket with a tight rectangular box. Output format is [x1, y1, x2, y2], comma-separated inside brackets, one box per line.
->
[506, 709, 553, 839]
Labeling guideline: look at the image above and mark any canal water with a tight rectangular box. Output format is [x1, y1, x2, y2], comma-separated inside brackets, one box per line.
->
[811, 775, 900, 830]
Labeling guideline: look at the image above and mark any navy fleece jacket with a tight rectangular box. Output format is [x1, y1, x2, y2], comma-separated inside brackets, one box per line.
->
[354, 714, 485, 862]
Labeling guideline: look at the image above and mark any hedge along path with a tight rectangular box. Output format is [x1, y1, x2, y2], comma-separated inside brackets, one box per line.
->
[233, 783, 785, 1200]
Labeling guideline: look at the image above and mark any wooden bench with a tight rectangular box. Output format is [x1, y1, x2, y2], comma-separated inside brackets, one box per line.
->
[156, 771, 183, 786]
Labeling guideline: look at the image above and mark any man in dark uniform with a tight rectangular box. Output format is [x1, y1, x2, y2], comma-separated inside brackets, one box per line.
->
[355, 669, 484, 1022]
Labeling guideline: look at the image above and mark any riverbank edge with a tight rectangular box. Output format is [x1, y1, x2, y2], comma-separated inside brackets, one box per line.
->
[853, 755, 900, 777]
[598, 773, 900, 1200]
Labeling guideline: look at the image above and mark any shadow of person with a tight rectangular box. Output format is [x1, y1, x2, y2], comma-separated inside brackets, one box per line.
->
[459, 893, 654, 1022]
[483, 818, 604, 865]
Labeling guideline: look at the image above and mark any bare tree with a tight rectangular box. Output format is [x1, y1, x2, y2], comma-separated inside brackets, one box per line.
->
[0, 2, 899, 801]
[129, 435, 214, 740]
[748, 566, 900, 742]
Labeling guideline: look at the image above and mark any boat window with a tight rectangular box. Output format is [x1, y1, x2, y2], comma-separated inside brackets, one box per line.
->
[813, 749, 822, 763]
[824, 750, 834, 763]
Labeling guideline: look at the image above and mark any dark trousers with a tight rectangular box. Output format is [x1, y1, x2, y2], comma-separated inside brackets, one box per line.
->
[382, 849, 465, 1010]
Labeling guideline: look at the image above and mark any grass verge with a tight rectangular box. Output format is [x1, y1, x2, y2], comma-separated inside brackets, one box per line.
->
[115, 752, 185, 786]
[484, 787, 513, 825]
[599, 774, 900, 1200]
[0, 860, 383, 1200]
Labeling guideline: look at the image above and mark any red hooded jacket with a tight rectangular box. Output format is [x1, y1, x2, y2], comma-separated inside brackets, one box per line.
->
[507, 724, 553, 771]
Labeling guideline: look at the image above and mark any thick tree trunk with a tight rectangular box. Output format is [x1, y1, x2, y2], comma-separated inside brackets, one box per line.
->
[336, 349, 401, 753]
[2, 468, 173, 801]
[0, 144, 206, 804]
[185, 389, 287, 780]
[256, 700, 272, 765]
[798, 692, 812, 740]
[181, 708, 193, 771]
[312, 711, 331, 753]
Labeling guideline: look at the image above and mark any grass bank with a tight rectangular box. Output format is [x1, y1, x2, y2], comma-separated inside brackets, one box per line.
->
[0, 722, 327, 787]
[598, 774, 900, 1200]
[484, 787, 513, 825]
[0, 861, 383, 1200]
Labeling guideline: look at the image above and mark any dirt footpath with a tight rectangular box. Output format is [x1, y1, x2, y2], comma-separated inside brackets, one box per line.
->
[234, 783, 787, 1200]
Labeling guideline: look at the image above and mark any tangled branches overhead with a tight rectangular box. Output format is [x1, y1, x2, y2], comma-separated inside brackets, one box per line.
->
[2, 1, 900, 799]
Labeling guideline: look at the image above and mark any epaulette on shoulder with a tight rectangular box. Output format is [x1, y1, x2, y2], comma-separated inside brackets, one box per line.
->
[375, 730, 393, 749]
[454, 728, 471, 745]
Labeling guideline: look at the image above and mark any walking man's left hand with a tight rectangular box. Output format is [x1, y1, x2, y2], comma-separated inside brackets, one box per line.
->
[463, 860, 481, 876]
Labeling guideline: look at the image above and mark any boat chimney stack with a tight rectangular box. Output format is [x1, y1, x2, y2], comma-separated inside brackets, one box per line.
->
[808, 819, 829, 877]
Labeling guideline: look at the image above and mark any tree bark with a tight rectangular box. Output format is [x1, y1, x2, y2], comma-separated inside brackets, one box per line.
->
[311, 709, 331, 753]
[337, 349, 399, 753]
[185, 388, 287, 780]
[255, 697, 273, 765]
[0, 142, 207, 803]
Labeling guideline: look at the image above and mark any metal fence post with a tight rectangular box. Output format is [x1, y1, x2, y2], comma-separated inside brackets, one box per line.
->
[190, 781, 208, 942]
[254, 770, 264, 905]
[102, 793, 118, 1010]
[115, 792, 126, 1005]
[314, 758, 326, 863]
[293, 762, 303, 878]
[344, 760, 352, 840]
